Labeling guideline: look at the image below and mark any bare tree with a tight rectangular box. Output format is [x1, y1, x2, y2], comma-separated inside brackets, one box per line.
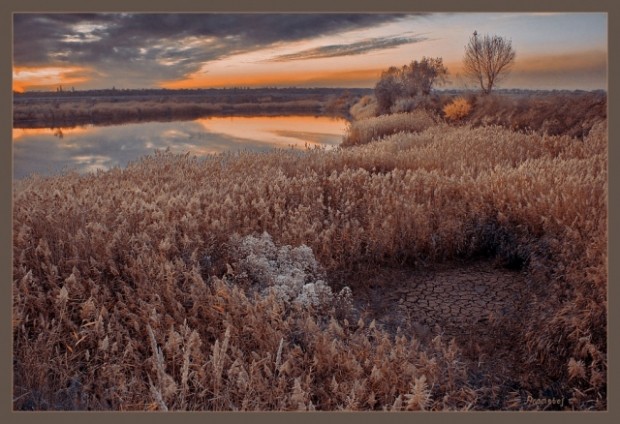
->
[463, 31, 516, 94]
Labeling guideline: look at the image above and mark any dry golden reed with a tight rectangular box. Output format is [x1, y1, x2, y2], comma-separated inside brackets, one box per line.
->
[342, 110, 436, 146]
[13, 117, 607, 410]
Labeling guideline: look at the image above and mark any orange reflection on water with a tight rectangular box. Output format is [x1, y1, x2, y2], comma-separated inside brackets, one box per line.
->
[12, 126, 93, 141]
[194, 115, 347, 149]
[13, 115, 348, 179]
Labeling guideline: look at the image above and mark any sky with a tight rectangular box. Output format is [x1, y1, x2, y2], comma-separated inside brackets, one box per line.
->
[12, 12, 608, 92]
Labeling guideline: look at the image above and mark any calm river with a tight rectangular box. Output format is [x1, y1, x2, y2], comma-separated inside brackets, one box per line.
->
[13, 115, 348, 179]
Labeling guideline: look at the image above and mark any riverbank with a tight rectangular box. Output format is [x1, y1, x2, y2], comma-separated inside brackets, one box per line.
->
[13, 87, 370, 128]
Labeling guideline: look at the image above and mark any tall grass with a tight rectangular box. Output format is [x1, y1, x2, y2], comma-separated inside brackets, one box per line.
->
[349, 95, 377, 120]
[342, 110, 436, 147]
[463, 91, 607, 138]
[13, 120, 607, 410]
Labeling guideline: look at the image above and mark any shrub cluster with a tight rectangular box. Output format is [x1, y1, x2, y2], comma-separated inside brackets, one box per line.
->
[443, 97, 472, 121]
[229, 232, 344, 310]
[374, 58, 447, 114]
[348, 91, 606, 138]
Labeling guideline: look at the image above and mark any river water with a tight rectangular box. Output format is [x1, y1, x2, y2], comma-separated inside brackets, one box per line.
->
[13, 115, 348, 179]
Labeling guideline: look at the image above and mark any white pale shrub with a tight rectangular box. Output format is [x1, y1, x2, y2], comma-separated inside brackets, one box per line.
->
[230, 232, 346, 309]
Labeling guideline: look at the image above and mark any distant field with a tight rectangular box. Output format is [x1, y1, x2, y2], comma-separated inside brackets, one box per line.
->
[13, 87, 372, 128]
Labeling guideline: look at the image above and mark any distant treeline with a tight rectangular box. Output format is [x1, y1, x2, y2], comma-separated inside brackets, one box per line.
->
[13, 87, 372, 128]
[14, 87, 373, 101]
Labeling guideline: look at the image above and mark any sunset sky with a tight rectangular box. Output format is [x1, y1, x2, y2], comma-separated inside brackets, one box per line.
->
[13, 13, 607, 92]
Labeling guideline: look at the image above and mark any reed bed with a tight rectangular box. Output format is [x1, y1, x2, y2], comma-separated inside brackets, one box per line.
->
[13, 121, 607, 410]
[342, 110, 436, 147]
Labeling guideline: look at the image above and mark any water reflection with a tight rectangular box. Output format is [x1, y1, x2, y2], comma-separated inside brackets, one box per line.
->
[13, 115, 347, 179]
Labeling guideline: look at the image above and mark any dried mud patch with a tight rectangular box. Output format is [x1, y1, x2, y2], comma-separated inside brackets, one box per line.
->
[339, 260, 541, 398]
[350, 261, 530, 336]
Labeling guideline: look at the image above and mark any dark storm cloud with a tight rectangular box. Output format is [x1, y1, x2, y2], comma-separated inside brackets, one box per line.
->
[13, 14, 117, 64]
[13, 13, 417, 87]
[265, 35, 428, 62]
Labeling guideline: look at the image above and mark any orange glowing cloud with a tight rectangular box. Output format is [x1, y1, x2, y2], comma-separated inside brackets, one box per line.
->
[13, 66, 93, 92]
[161, 68, 384, 89]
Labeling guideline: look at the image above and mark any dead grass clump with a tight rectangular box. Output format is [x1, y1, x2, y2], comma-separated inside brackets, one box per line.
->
[342, 110, 436, 147]
[348, 95, 377, 121]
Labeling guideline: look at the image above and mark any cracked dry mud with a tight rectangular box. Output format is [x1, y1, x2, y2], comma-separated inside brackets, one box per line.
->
[336, 260, 548, 403]
[352, 260, 532, 341]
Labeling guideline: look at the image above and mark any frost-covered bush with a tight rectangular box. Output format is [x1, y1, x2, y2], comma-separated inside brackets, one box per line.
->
[230, 232, 348, 310]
